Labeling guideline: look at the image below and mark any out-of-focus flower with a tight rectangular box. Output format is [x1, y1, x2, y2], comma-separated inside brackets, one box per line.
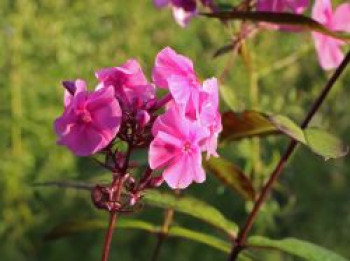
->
[257, 0, 309, 30]
[312, 0, 350, 70]
[96, 59, 155, 109]
[153, 0, 212, 27]
[54, 80, 122, 156]
[149, 107, 209, 189]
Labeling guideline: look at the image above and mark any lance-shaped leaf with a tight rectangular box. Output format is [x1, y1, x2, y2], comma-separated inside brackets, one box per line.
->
[46, 219, 235, 255]
[221, 111, 279, 141]
[269, 115, 306, 144]
[304, 128, 349, 160]
[248, 236, 348, 261]
[144, 190, 238, 237]
[203, 157, 255, 201]
[202, 11, 350, 41]
[269, 115, 348, 159]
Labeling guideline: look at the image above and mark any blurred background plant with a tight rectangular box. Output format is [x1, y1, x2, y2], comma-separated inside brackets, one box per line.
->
[0, 0, 350, 260]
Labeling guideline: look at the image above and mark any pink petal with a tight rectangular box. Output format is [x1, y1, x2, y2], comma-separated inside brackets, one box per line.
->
[152, 47, 196, 89]
[57, 124, 104, 156]
[172, 6, 197, 27]
[313, 33, 344, 70]
[149, 131, 182, 169]
[332, 3, 350, 32]
[163, 150, 205, 189]
[152, 106, 187, 139]
[312, 0, 333, 25]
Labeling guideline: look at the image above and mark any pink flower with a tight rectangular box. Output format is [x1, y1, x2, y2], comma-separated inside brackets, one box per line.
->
[153, 47, 199, 89]
[96, 59, 155, 109]
[198, 78, 222, 158]
[154, 0, 198, 27]
[54, 80, 122, 156]
[149, 107, 210, 189]
[257, 0, 309, 30]
[153, 47, 222, 157]
[312, 0, 350, 70]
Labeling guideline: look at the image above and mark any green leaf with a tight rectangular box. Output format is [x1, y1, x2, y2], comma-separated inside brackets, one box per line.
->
[46, 219, 235, 255]
[221, 111, 279, 142]
[304, 128, 349, 160]
[203, 157, 255, 201]
[202, 11, 350, 41]
[168, 226, 231, 253]
[248, 236, 349, 261]
[46, 219, 156, 240]
[269, 114, 306, 144]
[144, 190, 238, 237]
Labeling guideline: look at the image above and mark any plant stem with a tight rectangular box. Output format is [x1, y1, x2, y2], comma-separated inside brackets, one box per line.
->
[101, 211, 118, 261]
[101, 172, 126, 261]
[228, 50, 350, 261]
[151, 190, 178, 261]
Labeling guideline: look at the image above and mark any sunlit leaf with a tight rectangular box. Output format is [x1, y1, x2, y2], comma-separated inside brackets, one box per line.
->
[168, 226, 230, 253]
[144, 190, 238, 237]
[204, 157, 255, 201]
[46, 219, 236, 254]
[248, 236, 348, 261]
[202, 11, 350, 41]
[221, 111, 279, 141]
[46, 219, 156, 240]
[269, 114, 306, 144]
[304, 128, 349, 160]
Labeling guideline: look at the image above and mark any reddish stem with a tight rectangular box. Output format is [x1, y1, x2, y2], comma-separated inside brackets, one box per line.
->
[100, 172, 126, 261]
[101, 211, 118, 261]
[228, 50, 350, 261]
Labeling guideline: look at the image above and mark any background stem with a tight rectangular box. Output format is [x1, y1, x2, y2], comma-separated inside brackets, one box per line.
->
[228, 50, 350, 261]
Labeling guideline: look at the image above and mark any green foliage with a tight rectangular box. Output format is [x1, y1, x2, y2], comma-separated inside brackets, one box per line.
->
[144, 190, 238, 237]
[248, 236, 349, 261]
[1, 0, 350, 260]
[204, 157, 256, 200]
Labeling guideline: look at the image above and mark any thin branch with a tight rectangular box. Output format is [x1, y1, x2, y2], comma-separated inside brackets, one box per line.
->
[228, 50, 350, 261]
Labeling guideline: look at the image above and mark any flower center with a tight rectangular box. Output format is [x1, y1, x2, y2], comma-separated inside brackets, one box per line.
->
[77, 109, 92, 123]
[183, 141, 192, 153]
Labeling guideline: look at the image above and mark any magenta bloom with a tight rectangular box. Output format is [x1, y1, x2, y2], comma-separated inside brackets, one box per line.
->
[54, 80, 122, 156]
[153, 47, 222, 157]
[198, 78, 222, 158]
[149, 107, 209, 189]
[312, 0, 350, 70]
[154, 0, 212, 27]
[96, 59, 155, 109]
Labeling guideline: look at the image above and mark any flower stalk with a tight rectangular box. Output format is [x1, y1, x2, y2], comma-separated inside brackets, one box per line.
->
[228, 49, 350, 261]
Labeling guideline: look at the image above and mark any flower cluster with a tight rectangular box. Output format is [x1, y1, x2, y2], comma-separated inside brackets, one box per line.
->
[54, 47, 222, 191]
[153, 0, 214, 27]
[256, 0, 350, 70]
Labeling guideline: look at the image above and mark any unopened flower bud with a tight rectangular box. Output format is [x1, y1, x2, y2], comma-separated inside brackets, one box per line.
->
[148, 176, 164, 188]
[136, 110, 150, 128]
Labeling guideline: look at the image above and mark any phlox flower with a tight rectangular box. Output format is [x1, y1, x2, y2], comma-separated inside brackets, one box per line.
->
[312, 0, 350, 70]
[154, 0, 212, 27]
[96, 59, 155, 110]
[149, 106, 210, 189]
[153, 47, 222, 157]
[54, 80, 122, 156]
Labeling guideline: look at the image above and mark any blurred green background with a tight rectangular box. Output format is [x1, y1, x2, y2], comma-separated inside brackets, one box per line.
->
[1, 0, 350, 260]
